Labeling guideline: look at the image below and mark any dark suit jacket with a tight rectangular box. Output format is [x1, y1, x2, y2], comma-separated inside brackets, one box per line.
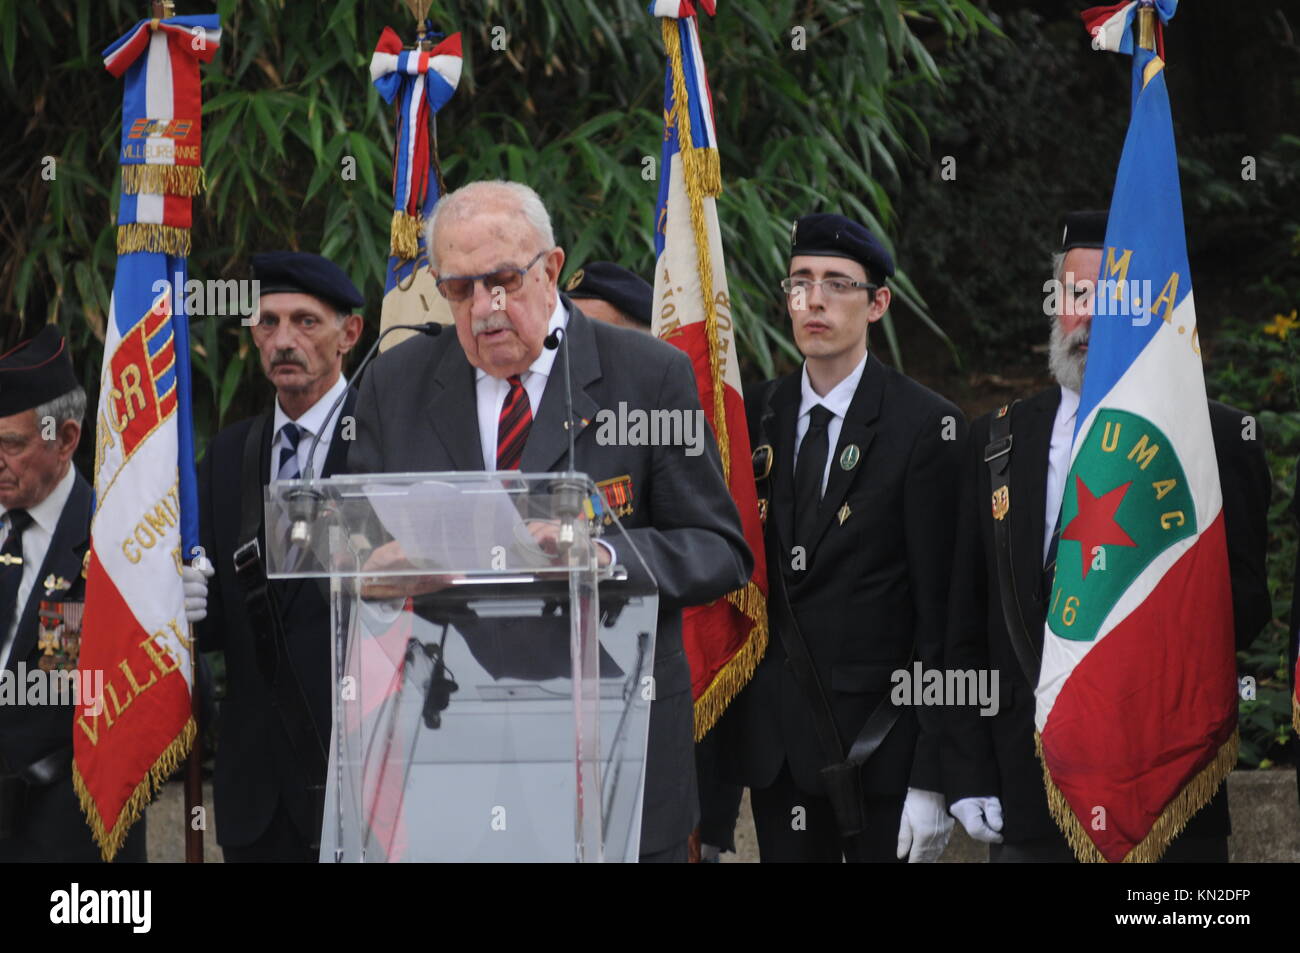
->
[346, 297, 753, 855]
[943, 388, 1271, 845]
[717, 354, 967, 799]
[197, 389, 356, 848]
[0, 469, 144, 861]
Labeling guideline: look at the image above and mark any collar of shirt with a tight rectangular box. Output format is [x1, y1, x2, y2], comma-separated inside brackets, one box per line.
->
[798, 351, 868, 429]
[271, 373, 349, 479]
[2, 463, 76, 540]
[475, 299, 569, 470]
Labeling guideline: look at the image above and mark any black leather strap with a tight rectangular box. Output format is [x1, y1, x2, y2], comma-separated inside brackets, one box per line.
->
[0, 748, 74, 841]
[984, 402, 1041, 685]
[235, 413, 328, 847]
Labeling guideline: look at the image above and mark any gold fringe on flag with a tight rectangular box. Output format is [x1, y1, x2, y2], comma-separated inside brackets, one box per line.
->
[1293, 692, 1299, 736]
[693, 580, 769, 740]
[390, 210, 423, 260]
[116, 223, 192, 257]
[664, 17, 767, 737]
[73, 716, 196, 862]
[120, 164, 206, 196]
[1035, 728, 1238, 863]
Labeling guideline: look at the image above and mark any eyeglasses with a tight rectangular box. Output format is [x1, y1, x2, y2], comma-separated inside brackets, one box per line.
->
[781, 276, 878, 298]
[435, 249, 550, 302]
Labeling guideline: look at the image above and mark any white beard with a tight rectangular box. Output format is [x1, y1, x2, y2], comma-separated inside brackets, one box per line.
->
[1048, 320, 1088, 394]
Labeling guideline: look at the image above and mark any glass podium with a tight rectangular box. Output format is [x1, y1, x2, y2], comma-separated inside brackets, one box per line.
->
[264, 472, 658, 862]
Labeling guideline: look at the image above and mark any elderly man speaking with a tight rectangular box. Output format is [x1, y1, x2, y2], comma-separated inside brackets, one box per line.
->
[347, 180, 752, 862]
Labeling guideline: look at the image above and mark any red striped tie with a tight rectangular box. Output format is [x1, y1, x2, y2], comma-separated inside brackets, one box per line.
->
[496, 374, 532, 470]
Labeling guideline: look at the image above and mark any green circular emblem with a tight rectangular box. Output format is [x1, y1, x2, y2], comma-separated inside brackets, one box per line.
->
[839, 444, 860, 470]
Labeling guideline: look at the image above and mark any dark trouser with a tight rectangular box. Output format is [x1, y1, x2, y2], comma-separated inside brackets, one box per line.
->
[749, 761, 905, 863]
[222, 799, 318, 863]
[990, 834, 1228, 863]
[695, 729, 743, 852]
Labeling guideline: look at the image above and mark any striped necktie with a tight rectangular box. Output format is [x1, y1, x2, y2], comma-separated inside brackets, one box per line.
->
[496, 375, 532, 471]
[278, 422, 302, 481]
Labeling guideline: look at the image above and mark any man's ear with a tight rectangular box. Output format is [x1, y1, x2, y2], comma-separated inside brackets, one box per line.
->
[57, 419, 81, 463]
[340, 313, 364, 354]
[545, 246, 566, 284]
[867, 285, 891, 324]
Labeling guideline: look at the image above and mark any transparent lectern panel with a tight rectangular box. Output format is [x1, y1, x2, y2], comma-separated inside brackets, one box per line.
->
[264, 473, 658, 862]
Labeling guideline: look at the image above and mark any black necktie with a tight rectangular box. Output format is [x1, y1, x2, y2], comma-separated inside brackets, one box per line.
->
[1042, 511, 1062, 602]
[0, 509, 34, 645]
[794, 405, 834, 553]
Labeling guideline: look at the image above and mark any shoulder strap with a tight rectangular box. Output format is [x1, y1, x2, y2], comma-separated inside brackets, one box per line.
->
[984, 401, 1041, 685]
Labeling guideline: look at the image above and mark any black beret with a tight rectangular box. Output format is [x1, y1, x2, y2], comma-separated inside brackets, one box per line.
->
[1061, 210, 1109, 252]
[252, 251, 364, 313]
[0, 325, 79, 418]
[790, 213, 895, 281]
[565, 261, 653, 327]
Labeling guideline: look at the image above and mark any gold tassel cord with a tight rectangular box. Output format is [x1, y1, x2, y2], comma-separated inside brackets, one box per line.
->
[116, 223, 192, 257]
[663, 17, 728, 476]
[1035, 729, 1238, 863]
[664, 17, 768, 737]
[119, 164, 206, 196]
[73, 717, 196, 862]
[390, 210, 423, 260]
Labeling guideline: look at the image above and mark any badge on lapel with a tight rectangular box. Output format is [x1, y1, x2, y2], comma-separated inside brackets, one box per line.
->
[44, 573, 73, 595]
[596, 474, 635, 524]
[839, 444, 861, 471]
[37, 600, 85, 672]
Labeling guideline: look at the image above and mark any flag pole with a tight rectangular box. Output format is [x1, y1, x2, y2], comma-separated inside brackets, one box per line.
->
[184, 621, 203, 862]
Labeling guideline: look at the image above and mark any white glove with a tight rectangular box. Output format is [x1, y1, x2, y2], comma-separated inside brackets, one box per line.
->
[950, 795, 1005, 844]
[896, 787, 954, 863]
[182, 557, 214, 623]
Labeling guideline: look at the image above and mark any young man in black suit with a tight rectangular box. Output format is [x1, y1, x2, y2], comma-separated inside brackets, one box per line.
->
[717, 213, 964, 862]
[192, 252, 364, 861]
[943, 211, 1272, 862]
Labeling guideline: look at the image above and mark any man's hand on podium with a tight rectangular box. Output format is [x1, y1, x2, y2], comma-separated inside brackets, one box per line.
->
[526, 520, 612, 568]
[359, 540, 455, 599]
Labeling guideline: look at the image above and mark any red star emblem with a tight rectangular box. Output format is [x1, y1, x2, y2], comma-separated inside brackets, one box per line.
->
[1061, 476, 1137, 579]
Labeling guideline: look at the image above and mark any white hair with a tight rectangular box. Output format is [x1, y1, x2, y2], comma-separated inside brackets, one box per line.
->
[1051, 252, 1065, 285]
[33, 387, 87, 427]
[424, 180, 556, 271]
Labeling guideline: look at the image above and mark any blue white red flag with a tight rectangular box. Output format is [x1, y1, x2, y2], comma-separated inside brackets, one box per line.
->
[1037, 0, 1237, 863]
[75, 13, 217, 860]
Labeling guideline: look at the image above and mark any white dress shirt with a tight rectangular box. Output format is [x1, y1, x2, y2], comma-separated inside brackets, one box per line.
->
[271, 373, 350, 482]
[0, 464, 76, 670]
[1044, 385, 1080, 562]
[795, 352, 868, 497]
[475, 299, 567, 471]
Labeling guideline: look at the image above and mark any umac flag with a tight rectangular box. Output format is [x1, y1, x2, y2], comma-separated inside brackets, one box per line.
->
[370, 24, 463, 350]
[75, 14, 217, 861]
[1037, 0, 1235, 863]
[650, 1, 767, 738]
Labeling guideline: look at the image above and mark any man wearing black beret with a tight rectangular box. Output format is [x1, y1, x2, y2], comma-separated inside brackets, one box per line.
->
[717, 213, 963, 862]
[192, 251, 364, 861]
[0, 327, 145, 861]
[943, 211, 1271, 862]
[565, 261, 654, 330]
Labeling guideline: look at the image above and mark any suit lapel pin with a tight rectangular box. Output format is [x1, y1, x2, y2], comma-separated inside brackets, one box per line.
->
[837, 503, 851, 525]
[44, 574, 72, 594]
[839, 444, 860, 471]
[0, 553, 22, 567]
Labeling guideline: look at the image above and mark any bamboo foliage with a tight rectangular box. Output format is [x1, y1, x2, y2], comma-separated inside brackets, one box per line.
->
[1, 0, 994, 453]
